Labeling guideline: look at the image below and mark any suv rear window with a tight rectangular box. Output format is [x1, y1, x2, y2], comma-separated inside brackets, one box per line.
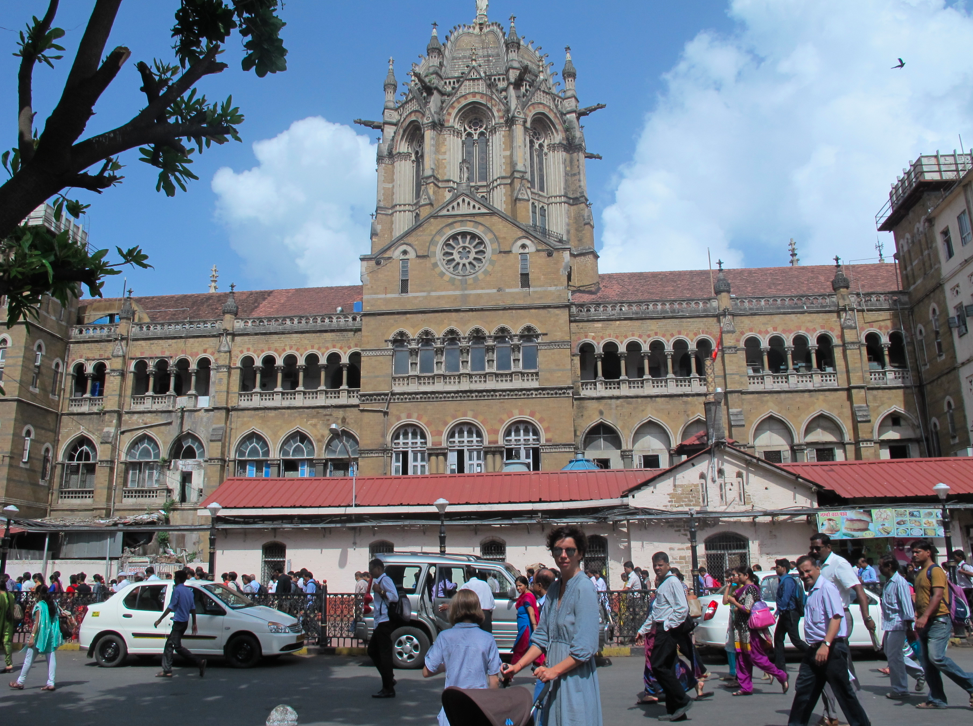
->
[384, 565, 423, 594]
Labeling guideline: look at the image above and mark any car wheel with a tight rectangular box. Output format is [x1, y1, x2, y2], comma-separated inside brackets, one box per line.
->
[94, 633, 128, 668]
[224, 633, 262, 668]
[391, 626, 430, 670]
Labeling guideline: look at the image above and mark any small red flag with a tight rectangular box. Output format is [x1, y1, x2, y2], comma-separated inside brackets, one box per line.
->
[712, 329, 723, 360]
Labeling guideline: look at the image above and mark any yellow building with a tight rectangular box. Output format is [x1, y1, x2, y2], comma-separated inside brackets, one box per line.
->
[2, 9, 917, 555]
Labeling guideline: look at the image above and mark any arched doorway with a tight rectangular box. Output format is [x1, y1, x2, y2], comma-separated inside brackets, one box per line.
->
[586, 535, 609, 580]
[262, 542, 286, 584]
[704, 533, 750, 584]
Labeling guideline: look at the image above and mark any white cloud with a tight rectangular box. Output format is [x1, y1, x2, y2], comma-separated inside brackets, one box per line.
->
[601, 0, 973, 273]
[212, 117, 376, 288]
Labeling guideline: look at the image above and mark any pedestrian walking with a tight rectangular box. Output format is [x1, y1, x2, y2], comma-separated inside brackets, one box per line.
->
[8, 584, 61, 691]
[458, 567, 496, 633]
[774, 558, 808, 673]
[367, 558, 399, 699]
[877, 554, 922, 700]
[725, 566, 788, 696]
[786, 556, 871, 726]
[502, 525, 603, 726]
[0, 579, 15, 673]
[952, 550, 973, 607]
[153, 570, 206, 678]
[423, 589, 502, 726]
[910, 539, 973, 710]
[648, 551, 694, 721]
[810, 532, 875, 725]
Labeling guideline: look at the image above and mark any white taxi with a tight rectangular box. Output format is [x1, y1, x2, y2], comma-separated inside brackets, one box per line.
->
[79, 581, 304, 668]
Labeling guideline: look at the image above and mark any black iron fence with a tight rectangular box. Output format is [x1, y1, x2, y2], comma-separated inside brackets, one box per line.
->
[12, 591, 109, 643]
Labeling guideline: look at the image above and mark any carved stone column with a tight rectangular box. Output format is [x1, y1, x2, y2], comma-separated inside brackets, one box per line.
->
[785, 346, 795, 372]
[665, 351, 673, 378]
[318, 363, 327, 389]
[642, 351, 651, 379]
[274, 365, 284, 391]
[761, 347, 770, 372]
[297, 365, 305, 390]
[595, 353, 604, 380]
[190, 369, 198, 394]
[341, 363, 349, 389]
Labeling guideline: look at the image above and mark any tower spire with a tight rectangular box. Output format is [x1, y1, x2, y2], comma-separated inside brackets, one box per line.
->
[788, 238, 799, 267]
[209, 264, 219, 292]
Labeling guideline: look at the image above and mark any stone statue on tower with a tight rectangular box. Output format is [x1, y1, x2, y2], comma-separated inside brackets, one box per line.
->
[476, 0, 488, 20]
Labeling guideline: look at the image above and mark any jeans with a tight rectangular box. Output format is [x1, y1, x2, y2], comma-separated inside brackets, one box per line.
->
[651, 626, 691, 715]
[883, 630, 922, 695]
[161, 620, 199, 673]
[17, 646, 56, 687]
[368, 620, 396, 691]
[787, 640, 870, 726]
[774, 610, 808, 672]
[918, 615, 973, 706]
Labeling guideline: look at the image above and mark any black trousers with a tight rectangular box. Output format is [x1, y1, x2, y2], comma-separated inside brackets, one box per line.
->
[673, 628, 703, 683]
[774, 610, 808, 672]
[787, 640, 870, 726]
[368, 621, 396, 691]
[479, 609, 493, 633]
[651, 626, 692, 715]
[161, 621, 199, 673]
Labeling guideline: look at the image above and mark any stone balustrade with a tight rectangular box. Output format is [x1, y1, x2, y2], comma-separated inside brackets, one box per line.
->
[121, 487, 168, 501]
[392, 371, 539, 391]
[68, 396, 104, 413]
[579, 376, 707, 396]
[869, 368, 911, 386]
[747, 371, 839, 390]
[237, 388, 360, 407]
[58, 489, 94, 501]
[234, 314, 362, 332]
[70, 323, 117, 339]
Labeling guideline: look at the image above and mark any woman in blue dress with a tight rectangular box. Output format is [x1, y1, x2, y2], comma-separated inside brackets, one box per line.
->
[502, 525, 603, 726]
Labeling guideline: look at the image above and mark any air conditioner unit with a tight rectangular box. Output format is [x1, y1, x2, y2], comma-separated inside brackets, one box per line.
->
[947, 316, 960, 328]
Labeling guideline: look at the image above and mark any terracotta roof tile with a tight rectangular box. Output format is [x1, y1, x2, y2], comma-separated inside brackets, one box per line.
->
[782, 457, 973, 499]
[572, 263, 901, 303]
[84, 285, 363, 322]
[201, 469, 658, 510]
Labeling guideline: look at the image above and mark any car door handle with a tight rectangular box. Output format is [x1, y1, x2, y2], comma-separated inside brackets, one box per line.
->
[122, 614, 133, 618]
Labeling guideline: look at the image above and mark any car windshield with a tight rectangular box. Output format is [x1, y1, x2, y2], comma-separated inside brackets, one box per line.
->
[202, 583, 254, 609]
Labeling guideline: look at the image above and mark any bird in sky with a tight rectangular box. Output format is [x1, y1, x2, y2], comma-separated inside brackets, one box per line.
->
[892, 58, 905, 69]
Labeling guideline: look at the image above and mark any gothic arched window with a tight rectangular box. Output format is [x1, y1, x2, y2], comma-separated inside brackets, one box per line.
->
[63, 437, 97, 491]
[409, 126, 424, 203]
[463, 114, 489, 184]
[281, 432, 315, 477]
[447, 424, 484, 474]
[392, 425, 427, 476]
[528, 126, 547, 193]
[504, 422, 541, 471]
[236, 433, 271, 477]
[126, 435, 162, 489]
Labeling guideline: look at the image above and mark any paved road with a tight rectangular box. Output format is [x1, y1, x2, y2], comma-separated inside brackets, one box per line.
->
[2, 647, 971, 724]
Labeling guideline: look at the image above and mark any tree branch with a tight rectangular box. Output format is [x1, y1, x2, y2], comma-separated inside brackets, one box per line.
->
[134, 45, 226, 126]
[71, 121, 234, 172]
[63, 0, 122, 91]
[17, 0, 59, 163]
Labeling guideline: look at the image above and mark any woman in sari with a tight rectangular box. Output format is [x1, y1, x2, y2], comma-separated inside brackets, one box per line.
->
[9, 583, 62, 691]
[724, 566, 787, 696]
[512, 576, 543, 665]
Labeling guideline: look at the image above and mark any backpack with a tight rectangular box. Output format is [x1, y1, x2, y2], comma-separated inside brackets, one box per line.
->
[791, 576, 806, 618]
[925, 565, 970, 627]
[387, 587, 411, 625]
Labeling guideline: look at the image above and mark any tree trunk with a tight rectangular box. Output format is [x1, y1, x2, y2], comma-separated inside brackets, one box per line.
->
[0, 165, 64, 239]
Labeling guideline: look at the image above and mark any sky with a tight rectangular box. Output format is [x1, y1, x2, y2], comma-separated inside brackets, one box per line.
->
[2, 0, 972, 298]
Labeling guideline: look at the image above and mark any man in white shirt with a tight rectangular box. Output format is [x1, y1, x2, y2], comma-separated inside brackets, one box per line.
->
[650, 551, 694, 722]
[145, 566, 161, 581]
[459, 566, 496, 633]
[367, 558, 399, 699]
[810, 533, 875, 726]
[623, 560, 642, 590]
[113, 574, 131, 591]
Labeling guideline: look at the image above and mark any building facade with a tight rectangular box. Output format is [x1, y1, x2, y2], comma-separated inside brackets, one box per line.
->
[878, 152, 973, 456]
[3, 7, 922, 556]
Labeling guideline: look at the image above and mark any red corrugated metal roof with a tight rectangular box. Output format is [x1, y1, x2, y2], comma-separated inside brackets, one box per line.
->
[781, 457, 973, 499]
[202, 469, 658, 510]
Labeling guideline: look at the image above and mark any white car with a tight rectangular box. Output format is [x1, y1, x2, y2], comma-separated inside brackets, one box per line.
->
[80, 581, 305, 668]
[694, 572, 883, 650]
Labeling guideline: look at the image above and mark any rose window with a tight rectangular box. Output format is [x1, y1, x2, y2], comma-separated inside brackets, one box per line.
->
[439, 232, 489, 276]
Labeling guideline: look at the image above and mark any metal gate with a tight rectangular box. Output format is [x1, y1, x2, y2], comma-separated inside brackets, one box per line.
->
[704, 532, 750, 584]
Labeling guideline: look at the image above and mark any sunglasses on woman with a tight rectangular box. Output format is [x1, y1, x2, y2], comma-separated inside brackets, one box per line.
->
[551, 547, 577, 557]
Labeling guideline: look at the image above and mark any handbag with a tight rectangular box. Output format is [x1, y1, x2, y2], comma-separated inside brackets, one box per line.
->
[56, 602, 77, 640]
[687, 592, 703, 619]
[748, 600, 776, 630]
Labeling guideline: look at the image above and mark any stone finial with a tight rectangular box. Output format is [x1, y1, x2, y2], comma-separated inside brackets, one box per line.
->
[507, 15, 520, 47]
[831, 256, 850, 291]
[119, 288, 134, 320]
[208, 264, 219, 293]
[788, 238, 799, 267]
[384, 58, 396, 90]
[714, 261, 731, 295]
[427, 23, 442, 54]
[266, 705, 298, 726]
[562, 46, 577, 80]
[222, 283, 239, 316]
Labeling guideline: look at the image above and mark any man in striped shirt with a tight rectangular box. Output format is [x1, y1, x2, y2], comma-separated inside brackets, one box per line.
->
[878, 554, 921, 700]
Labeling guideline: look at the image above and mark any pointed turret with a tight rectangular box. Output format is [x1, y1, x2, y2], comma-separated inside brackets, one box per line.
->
[506, 15, 520, 50]
[119, 288, 134, 321]
[562, 47, 577, 104]
[831, 256, 850, 291]
[714, 261, 732, 295]
[384, 57, 397, 109]
[222, 284, 239, 316]
[427, 23, 443, 55]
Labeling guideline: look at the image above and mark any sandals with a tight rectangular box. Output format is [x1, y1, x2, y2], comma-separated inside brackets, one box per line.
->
[878, 667, 890, 675]
[41, 685, 55, 691]
[636, 695, 660, 705]
[731, 690, 753, 696]
[782, 678, 790, 695]
[915, 702, 944, 709]
[155, 671, 173, 678]
[8, 681, 23, 690]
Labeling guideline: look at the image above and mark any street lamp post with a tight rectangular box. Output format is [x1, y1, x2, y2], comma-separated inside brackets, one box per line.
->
[688, 507, 700, 594]
[206, 501, 222, 577]
[435, 498, 449, 555]
[1, 505, 20, 578]
[329, 423, 356, 507]
[933, 482, 954, 583]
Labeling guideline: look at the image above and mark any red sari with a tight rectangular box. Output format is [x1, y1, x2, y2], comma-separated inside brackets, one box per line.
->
[512, 590, 544, 665]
